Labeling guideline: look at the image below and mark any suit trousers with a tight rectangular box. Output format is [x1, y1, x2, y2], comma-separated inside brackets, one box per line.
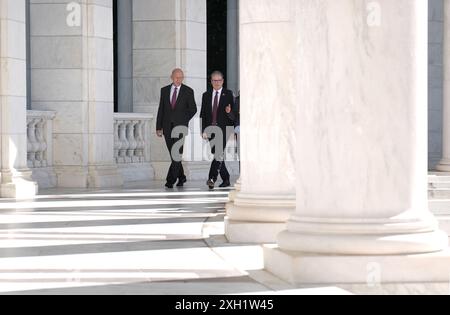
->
[164, 124, 186, 184]
[208, 132, 230, 183]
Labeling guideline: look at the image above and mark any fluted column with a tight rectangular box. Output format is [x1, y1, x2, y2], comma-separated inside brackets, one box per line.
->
[265, 0, 450, 288]
[435, 0, 450, 172]
[0, 0, 38, 198]
[225, 0, 295, 243]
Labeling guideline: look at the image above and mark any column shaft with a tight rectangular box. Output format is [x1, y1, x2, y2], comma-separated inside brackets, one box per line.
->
[227, 0, 239, 95]
[0, 0, 38, 198]
[436, 0, 450, 171]
[225, 0, 296, 243]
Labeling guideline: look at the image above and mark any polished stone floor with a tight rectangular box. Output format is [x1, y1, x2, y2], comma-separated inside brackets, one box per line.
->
[0, 180, 349, 295]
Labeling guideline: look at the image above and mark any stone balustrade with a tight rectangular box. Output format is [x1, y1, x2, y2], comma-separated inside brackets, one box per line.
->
[114, 113, 153, 165]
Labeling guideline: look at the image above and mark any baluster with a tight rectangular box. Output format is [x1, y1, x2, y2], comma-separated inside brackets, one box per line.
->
[119, 120, 129, 163]
[118, 121, 129, 163]
[113, 120, 120, 163]
[135, 121, 144, 163]
[27, 118, 33, 168]
[35, 118, 47, 167]
[28, 119, 40, 168]
[127, 121, 138, 163]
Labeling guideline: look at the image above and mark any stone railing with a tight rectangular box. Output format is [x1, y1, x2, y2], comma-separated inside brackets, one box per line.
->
[27, 111, 56, 169]
[114, 113, 153, 164]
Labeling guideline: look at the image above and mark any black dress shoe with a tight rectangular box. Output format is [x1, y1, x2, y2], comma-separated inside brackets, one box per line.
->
[165, 183, 174, 189]
[207, 179, 215, 190]
[177, 177, 187, 187]
[219, 181, 231, 188]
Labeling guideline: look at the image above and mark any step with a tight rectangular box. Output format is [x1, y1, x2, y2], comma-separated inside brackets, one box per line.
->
[429, 199, 450, 213]
[429, 182, 450, 189]
[429, 174, 450, 183]
[428, 189, 450, 199]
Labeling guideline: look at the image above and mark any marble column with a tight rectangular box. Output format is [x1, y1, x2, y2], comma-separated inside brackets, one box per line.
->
[0, 0, 38, 198]
[29, 0, 123, 188]
[265, 0, 450, 289]
[225, 0, 295, 244]
[227, 0, 239, 95]
[435, 0, 450, 172]
[132, 0, 208, 180]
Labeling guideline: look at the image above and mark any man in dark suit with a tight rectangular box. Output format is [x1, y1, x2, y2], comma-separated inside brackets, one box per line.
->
[156, 69, 197, 189]
[200, 71, 235, 190]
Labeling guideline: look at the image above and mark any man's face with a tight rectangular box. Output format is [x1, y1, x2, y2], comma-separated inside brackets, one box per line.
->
[171, 71, 184, 87]
[211, 75, 224, 91]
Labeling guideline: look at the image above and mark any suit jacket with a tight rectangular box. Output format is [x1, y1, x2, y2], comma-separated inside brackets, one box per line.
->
[227, 95, 240, 127]
[156, 84, 197, 133]
[200, 89, 235, 134]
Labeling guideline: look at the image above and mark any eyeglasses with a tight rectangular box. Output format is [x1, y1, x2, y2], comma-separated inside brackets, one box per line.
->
[212, 80, 224, 83]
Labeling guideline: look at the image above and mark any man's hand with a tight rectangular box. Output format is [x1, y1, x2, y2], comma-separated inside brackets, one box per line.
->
[202, 133, 209, 140]
[157, 130, 163, 138]
[225, 104, 232, 114]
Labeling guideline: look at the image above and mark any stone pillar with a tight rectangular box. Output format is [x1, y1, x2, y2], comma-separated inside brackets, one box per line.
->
[117, 0, 133, 113]
[225, 0, 295, 244]
[30, 0, 123, 188]
[265, 0, 450, 289]
[132, 0, 208, 180]
[227, 0, 239, 95]
[435, 0, 450, 172]
[0, 0, 38, 198]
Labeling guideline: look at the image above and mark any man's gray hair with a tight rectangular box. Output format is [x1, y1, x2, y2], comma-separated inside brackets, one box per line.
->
[172, 68, 184, 76]
[210, 71, 224, 79]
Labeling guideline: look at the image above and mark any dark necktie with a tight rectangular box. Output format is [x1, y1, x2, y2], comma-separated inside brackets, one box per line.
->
[212, 91, 219, 125]
[171, 87, 178, 110]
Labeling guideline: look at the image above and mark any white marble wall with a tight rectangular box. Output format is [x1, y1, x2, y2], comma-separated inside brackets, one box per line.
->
[429, 0, 444, 169]
[29, 0, 122, 188]
[132, 0, 209, 180]
[0, 0, 38, 198]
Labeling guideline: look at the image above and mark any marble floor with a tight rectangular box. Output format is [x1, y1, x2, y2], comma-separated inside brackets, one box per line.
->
[0, 180, 350, 295]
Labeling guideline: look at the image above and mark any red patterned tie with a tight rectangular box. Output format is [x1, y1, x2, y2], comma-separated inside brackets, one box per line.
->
[171, 87, 178, 110]
[212, 91, 219, 125]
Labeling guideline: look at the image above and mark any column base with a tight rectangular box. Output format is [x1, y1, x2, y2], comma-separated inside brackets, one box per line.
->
[225, 218, 286, 243]
[280, 213, 448, 255]
[88, 165, 124, 188]
[225, 193, 295, 243]
[0, 170, 38, 199]
[264, 245, 450, 293]
[228, 179, 241, 202]
[435, 159, 450, 172]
